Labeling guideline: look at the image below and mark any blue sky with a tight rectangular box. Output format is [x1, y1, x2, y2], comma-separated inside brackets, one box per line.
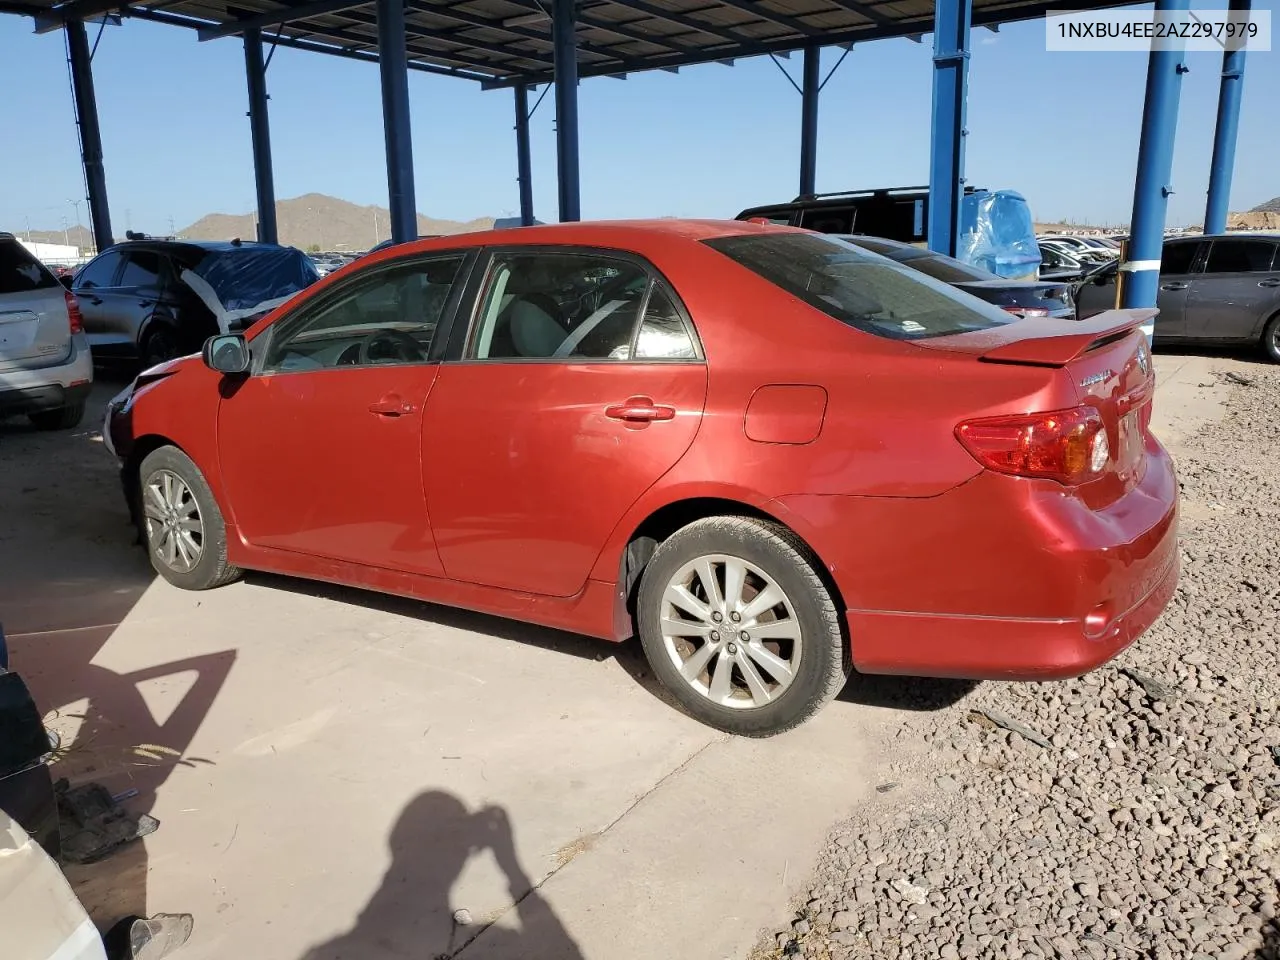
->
[0, 2, 1276, 236]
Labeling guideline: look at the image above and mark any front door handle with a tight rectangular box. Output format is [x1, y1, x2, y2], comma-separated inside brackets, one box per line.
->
[85, 295, 103, 305]
[605, 396, 675, 423]
[1160, 282, 1189, 291]
[1259, 278, 1280, 288]
[368, 393, 415, 417]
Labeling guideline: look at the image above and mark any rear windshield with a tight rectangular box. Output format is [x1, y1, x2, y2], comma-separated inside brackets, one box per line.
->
[704, 233, 1014, 340]
[0, 239, 59, 295]
[895, 252, 995, 284]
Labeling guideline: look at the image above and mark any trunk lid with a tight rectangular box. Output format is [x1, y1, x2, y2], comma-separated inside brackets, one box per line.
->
[925, 309, 1157, 502]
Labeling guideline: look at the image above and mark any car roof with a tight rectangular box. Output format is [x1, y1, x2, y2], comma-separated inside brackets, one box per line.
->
[101, 238, 290, 260]
[378, 219, 800, 260]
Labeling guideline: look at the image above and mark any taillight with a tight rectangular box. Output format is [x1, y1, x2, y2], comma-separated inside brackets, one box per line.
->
[64, 290, 84, 334]
[1001, 306, 1051, 318]
[956, 407, 1109, 484]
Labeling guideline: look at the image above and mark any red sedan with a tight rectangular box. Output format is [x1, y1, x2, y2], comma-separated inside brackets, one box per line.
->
[105, 221, 1177, 736]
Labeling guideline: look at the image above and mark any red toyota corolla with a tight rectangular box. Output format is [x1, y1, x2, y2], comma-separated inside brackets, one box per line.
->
[105, 221, 1177, 736]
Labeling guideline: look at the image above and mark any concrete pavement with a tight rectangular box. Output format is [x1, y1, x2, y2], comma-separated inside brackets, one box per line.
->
[0, 350, 1251, 960]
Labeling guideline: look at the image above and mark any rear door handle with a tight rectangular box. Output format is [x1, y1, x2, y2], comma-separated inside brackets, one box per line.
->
[605, 396, 675, 423]
[1160, 282, 1189, 291]
[1258, 278, 1280, 288]
[368, 393, 415, 417]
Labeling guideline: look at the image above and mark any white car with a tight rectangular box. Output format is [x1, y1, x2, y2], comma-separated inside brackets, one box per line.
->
[1039, 235, 1119, 261]
[0, 233, 93, 429]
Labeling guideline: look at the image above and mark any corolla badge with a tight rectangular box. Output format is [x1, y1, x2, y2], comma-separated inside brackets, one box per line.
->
[1079, 370, 1114, 389]
[1136, 339, 1151, 376]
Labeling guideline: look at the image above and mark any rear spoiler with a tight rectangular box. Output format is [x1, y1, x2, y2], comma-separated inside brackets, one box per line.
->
[980, 309, 1155, 367]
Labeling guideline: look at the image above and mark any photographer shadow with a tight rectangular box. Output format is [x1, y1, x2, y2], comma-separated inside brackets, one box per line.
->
[302, 790, 585, 960]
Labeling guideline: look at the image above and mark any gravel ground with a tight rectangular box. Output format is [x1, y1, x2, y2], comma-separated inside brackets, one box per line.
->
[756, 365, 1280, 960]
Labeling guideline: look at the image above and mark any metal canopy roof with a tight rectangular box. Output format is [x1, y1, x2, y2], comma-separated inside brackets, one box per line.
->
[11, 0, 1129, 88]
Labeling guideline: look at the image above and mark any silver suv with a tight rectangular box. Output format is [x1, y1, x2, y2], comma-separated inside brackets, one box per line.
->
[0, 233, 93, 429]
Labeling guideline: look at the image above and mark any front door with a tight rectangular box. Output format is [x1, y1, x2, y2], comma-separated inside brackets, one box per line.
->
[1185, 238, 1280, 341]
[423, 248, 708, 597]
[217, 253, 471, 576]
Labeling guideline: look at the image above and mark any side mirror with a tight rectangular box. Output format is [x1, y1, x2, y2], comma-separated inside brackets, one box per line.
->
[202, 334, 250, 375]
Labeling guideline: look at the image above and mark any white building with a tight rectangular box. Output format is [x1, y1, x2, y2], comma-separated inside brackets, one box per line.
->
[16, 238, 81, 265]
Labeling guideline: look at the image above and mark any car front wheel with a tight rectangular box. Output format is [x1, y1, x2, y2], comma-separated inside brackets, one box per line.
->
[636, 516, 849, 737]
[137, 446, 241, 590]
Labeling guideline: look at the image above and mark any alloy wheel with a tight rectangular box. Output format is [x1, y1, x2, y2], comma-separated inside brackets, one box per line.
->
[143, 469, 204, 573]
[659, 553, 802, 709]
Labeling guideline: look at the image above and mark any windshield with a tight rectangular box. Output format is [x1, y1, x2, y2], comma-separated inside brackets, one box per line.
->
[704, 233, 1014, 340]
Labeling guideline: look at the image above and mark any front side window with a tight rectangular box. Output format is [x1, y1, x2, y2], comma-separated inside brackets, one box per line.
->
[470, 251, 695, 361]
[705, 232, 1013, 340]
[1160, 241, 1200, 275]
[75, 251, 122, 289]
[1203, 239, 1278, 274]
[263, 255, 463, 373]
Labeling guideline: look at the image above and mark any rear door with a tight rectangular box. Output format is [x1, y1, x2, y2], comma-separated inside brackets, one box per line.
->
[422, 247, 708, 597]
[0, 238, 72, 370]
[1185, 238, 1280, 341]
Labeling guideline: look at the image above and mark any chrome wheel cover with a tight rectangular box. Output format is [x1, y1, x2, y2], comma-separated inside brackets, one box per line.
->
[660, 554, 801, 710]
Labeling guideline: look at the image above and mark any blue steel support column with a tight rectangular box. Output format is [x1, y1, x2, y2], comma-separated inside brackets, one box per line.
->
[552, 0, 581, 222]
[377, 0, 417, 243]
[799, 45, 820, 197]
[926, 0, 971, 257]
[66, 20, 113, 253]
[1204, 0, 1250, 235]
[1122, 0, 1190, 341]
[243, 28, 277, 244]
[515, 84, 535, 226]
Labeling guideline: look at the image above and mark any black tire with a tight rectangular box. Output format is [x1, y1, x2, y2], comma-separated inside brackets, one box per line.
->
[636, 516, 849, 737]
[28, 400, 85, 430]
[140, 324, 181, 368]
[137, 446, 241, 590]
[1263, 314, 1280, 364]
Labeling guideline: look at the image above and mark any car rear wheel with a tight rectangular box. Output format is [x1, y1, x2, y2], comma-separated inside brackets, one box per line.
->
[137, 446, 241, 590]
[140, 325, 181, 368]
[636, 516, 849, 737]
[1263, 314, 1280, 364]
[28, 400, 85, 431]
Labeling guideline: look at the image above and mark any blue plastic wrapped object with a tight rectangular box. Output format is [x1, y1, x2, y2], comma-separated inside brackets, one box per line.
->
[957, 190, 1041, 280]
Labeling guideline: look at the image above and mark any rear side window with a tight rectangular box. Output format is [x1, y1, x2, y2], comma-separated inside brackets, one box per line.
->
[118, 251, 164, 288]
[704, 232, 1014, 340]
[0, 239, 59, 294]
[1203, 239, 1277, 274]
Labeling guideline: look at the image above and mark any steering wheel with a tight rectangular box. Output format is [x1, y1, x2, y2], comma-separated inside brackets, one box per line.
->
[357, 328, 425, 365]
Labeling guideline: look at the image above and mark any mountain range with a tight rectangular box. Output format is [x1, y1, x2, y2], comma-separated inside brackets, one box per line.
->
[20, 194, 494, 252]
[18, 192, 1280, 252]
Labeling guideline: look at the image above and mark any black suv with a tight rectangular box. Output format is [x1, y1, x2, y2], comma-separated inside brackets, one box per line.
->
[73, 236, 319, 366]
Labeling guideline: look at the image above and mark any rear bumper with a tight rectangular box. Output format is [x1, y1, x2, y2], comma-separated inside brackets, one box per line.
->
[844, 542, 1176, 679]
[776, 435, 1179, 680]
[0, 333, 93, 416]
